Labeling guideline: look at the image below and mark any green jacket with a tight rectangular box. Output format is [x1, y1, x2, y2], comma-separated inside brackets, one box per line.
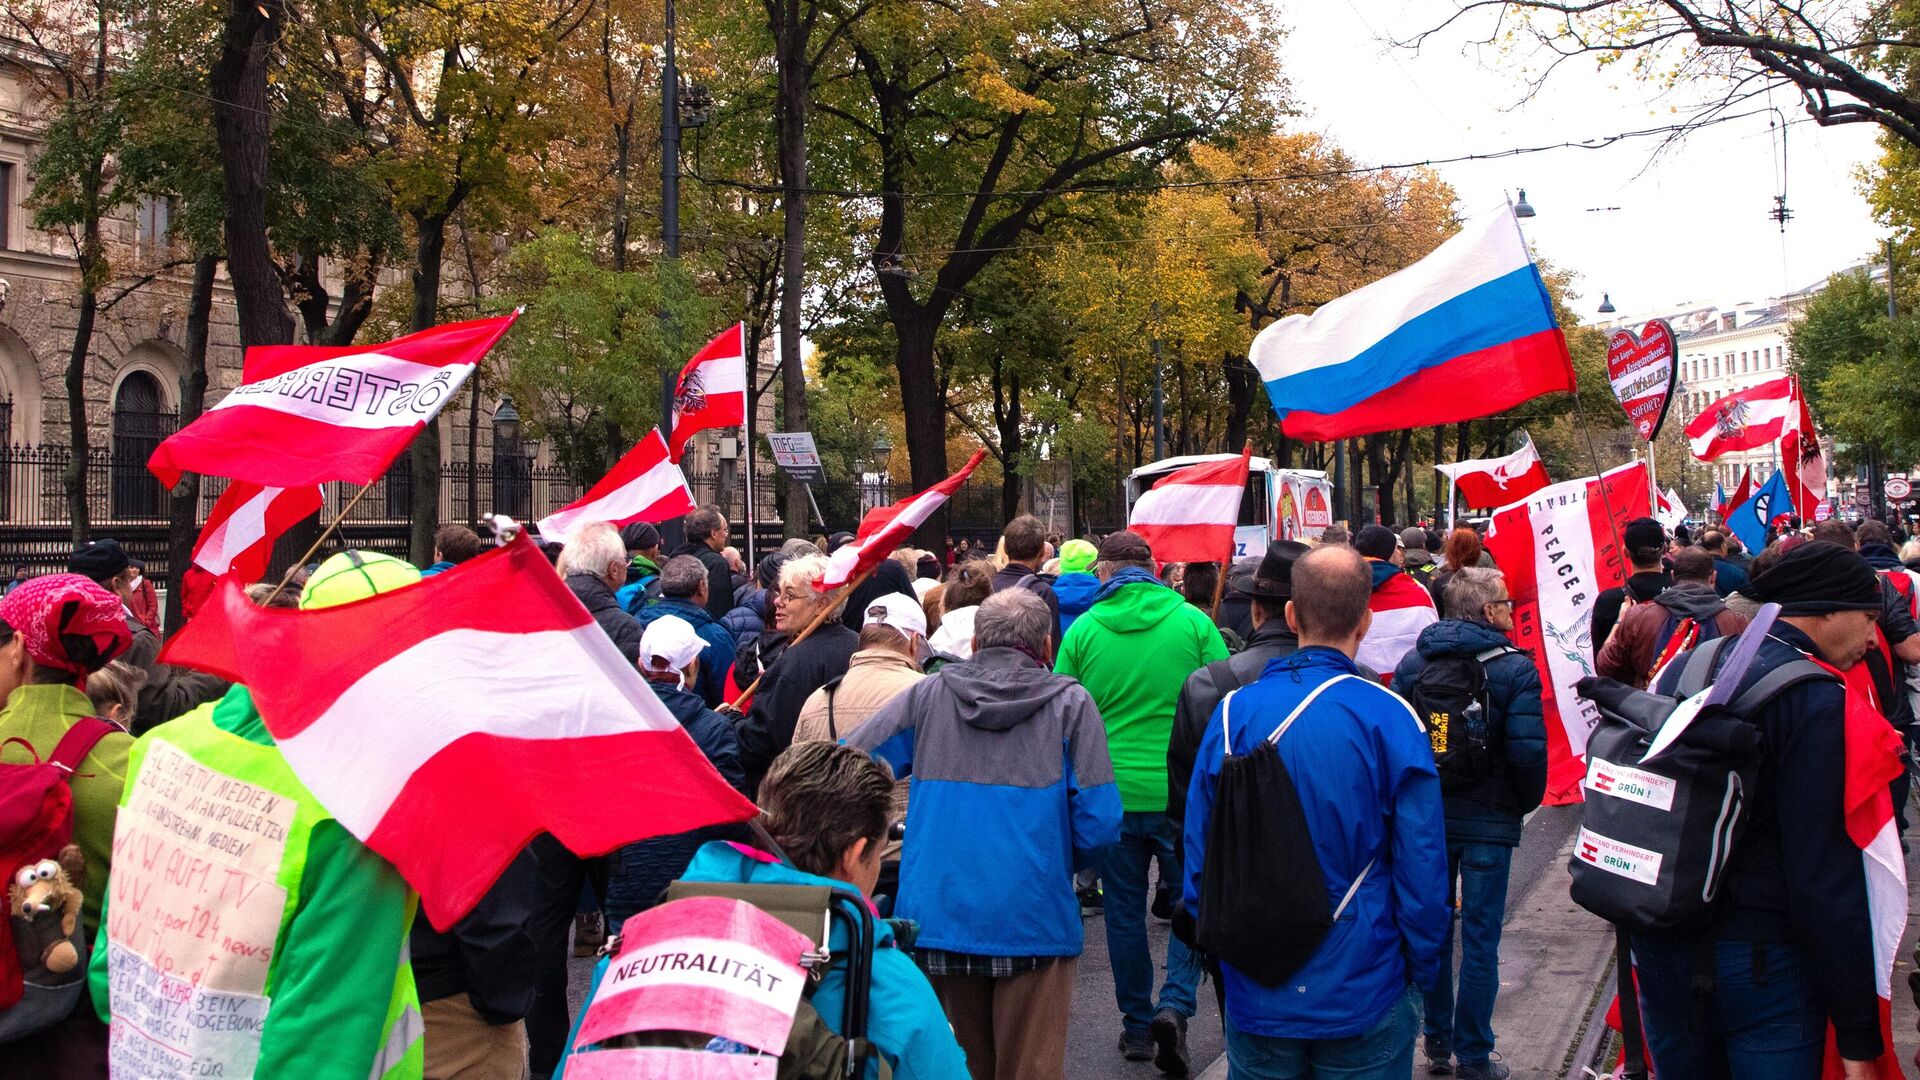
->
[0, 683, 131, 933]
[1056, 573, 1228, 811]
[89, 686, 422, 1080]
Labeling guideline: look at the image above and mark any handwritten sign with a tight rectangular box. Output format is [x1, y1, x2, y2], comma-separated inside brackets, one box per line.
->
[1605, 320, 1679, 442]
[104, 740, 295, 1079]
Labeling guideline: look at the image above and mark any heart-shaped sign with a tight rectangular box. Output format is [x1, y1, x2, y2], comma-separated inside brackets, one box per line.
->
[1605, 319, 1679, 442]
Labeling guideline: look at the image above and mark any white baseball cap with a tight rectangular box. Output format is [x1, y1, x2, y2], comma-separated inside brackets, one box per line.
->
[862, 592, 927, 638]
[639, 615, 706, 674]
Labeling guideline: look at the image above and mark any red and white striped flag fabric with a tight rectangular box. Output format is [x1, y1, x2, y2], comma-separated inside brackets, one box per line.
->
[1685, 376, 1797, 461]
[191, 481, 324, 582]
[668, 323, 748, 463]
[149, 312, 521, 489]
[1435, 435, 1551, 509]
[160, 537, 758, 929]
[1729, 467, 1755, 513]
[537, 428, 696, 541]
[819, 449, 988, 592]
[1817, 659, 1908, 1080]
[1127, 448, 1252, 564]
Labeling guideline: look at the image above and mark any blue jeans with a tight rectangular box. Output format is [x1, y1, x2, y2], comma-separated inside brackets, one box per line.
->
[1422, 841, 1512, 1068]
[1225, 985, 1422, 1079]
[1629, 937, 1826, 1080]
[1102, 811, 1201, 1034]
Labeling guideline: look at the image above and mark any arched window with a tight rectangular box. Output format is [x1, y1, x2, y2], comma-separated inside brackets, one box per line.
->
[111, 371, 174, 520]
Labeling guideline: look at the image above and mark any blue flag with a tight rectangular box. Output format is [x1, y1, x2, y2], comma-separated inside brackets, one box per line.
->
[1726, 470, 1793, 554]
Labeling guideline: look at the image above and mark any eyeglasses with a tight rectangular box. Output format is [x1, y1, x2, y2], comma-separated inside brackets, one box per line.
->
[1485, 598, 1516, 609]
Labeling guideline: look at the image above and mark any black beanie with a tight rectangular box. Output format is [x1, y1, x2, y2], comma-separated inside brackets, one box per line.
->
[1749, 541, 1883, 616]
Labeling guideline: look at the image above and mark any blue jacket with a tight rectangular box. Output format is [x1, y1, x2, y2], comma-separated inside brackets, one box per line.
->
[847, 647, 1121, 958]
[1052, 572, 1101, 636]
[1713, 556, 1750, 598]
[721, 587, 771, 652]
[633, 597, 737, 708]
[421, 560, 458, 577]
[1392, 619, 1547, 846]
[603, 681, 748, 926]
[558, 842, 971, 1080]
[1183, 646, 1448, 1039]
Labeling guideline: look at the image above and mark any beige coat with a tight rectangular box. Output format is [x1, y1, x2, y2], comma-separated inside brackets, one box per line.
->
[797, 648, 923, 858]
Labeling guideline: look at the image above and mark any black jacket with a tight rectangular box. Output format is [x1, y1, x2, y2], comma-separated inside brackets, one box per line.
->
[1649, 623, 1882, 1061]
[674, 540, 734, 622]
[1167, 621, 1302, 857]
[409, 847, 541, 1023]
[566, 573, 643, 664]
[989, 563, 1062, 650]
[840, 559, 915, 632]
[738, 622, 860, 793]
[1589, 569, 1673, 648]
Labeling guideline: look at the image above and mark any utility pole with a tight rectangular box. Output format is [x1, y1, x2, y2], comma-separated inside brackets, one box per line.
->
[1880, 239, 1897, 523]
[658, 0, 687, 551]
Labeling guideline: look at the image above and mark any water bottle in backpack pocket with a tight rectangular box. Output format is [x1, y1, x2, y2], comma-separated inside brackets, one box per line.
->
[1407, 646, 1516, 795]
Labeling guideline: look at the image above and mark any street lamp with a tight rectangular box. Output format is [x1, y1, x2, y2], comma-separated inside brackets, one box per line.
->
[1597, 293, 1617, 315]
[872, 436, 893, 477]
[493, 396, 526, 520]
[1513, 189, 1536, 218]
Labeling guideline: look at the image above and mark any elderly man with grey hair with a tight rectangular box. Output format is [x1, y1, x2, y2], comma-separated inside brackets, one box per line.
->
[631, 554, 738, 707]
[1391, 565, 1545, 1080]
[848, 589, 1121, 1080]
[559, 521, 645, 664]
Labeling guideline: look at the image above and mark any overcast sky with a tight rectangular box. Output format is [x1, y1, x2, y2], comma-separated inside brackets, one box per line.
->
[1276, 3, 1887, 321]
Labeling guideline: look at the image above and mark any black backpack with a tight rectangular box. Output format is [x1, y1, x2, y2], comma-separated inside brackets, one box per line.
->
[1197, 675, 1373, 987]
[1405, 646, 1517, 795]
[1569, 636, 1833, 931]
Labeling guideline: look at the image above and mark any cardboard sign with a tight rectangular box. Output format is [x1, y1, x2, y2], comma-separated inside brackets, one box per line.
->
[573, 896, 812, 1057]
[1605, 320, 1679, 441]
[765, 433, 825, 485]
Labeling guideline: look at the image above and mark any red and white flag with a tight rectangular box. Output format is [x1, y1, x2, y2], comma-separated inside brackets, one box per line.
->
[1127, 448, 1252, 564]
[537, 428, 696, 541]
[1783, 385, 1829, 522]
[819, 449, 988, 592]
[1685, 376, 1797, 461]
[668, 323, 748, 463]
[191, 481, 324, 582]
[1729, 467, 1755, 513]
[1483, 462, 1650, 804]
[149, 312, 521, 489]
[1817, 660, 1908, 1080]
[1435, 435, 1551, 508]
[160, 537, 758, 929]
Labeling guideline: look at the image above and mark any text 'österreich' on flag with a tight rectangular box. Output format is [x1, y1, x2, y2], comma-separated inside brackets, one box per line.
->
[160, 537, 759, 929]
[1126, 448, 1251, 564]
[1249, 206, 1575, 441]
[1684, 375, 1797, 461]
[192, 481, 325, 582]
[818, 449, 988, 592]
[1482, 462, 1650, 805]
[537, 428, 696, 542]
[149, 311, 521, 489]
[668, 323, 747, 463]
[1434, 435, 1551, 509]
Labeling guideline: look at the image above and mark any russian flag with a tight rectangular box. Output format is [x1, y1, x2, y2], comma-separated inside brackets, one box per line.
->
[1251, 207, 1575, 441]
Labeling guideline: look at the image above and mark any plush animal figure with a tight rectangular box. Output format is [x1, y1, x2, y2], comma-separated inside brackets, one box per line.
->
[8, 845, 85, 981]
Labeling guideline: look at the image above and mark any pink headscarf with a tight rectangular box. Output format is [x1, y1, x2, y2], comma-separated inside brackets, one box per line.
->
[0, 573, 131, 677]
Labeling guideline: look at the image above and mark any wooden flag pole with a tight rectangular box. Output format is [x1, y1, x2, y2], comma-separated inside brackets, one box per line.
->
[721, 561, 879, 714]
[262, 482, 376, 606]
[1208, 556, 1229, 620]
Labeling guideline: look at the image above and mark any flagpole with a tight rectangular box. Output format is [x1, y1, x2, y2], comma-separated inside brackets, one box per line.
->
[721, 561, 880, 714]
[263, 482, 378, 605]
[1208, 557, 1228, 621]
[1445, 473, 1456, 531]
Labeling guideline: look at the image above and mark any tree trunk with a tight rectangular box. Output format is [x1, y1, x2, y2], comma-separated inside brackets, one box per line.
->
[895, 314, 947, 546]
[64, 289, 97, 546]
[1432, 426, 1444, 521]
[998, 370, 1022, 522]
[407, 211, 450, 565]
[1223, 353, 1253, 453]
[164, 255, 219, 634]
[775, 0, 811, 538]
[465, 370, 480, 526]
[209, 0, 292, 348]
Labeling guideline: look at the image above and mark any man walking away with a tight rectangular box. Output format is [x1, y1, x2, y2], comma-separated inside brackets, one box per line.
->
[850, 590, 1121, 1080]
[1353, 524, 1438, 681]
[615, 522, 664, 611]
[631, 555, 737, 707]
[1590, 517, 1672, 649]
[1698, 529, 1750, 598]
[993, 514, 1062, 649]
[1401, 528, 1439, 589]
[1634, 542, 1889, 1078]
[736, 554, 859, 793]
[1393, 568, 1547, 1079]
[1056, 530, 1227, 1074]
[559, 522, 644, 664]
[1183, 545, 1448, 1080]
[422, 524, 485, 576]
[1596, 549, 1748, 690]
[674, 507, 735, 621]
[1052, 539, 1102, 636]
[411, 850, 539, 1080]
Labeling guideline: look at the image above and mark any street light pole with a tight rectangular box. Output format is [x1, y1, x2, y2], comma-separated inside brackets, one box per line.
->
[658, 0, 686, 551]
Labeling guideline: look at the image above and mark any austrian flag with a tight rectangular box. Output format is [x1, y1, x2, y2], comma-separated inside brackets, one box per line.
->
[160, 538, 758, 929]
[668, 323, 748, 463]
[1434, 436, 1551, 509]
[819, 449, 988, 592]
[1127, 448, 1252, 564]
[537, 428, 696, 541]
[192, 481, 324, 582]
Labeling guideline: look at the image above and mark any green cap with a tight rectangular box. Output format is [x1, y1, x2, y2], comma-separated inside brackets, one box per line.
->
[301, 551, 423, 611]
[1059, 538, 1098, 575]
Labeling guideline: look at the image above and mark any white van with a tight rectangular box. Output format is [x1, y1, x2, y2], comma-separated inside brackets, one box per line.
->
[1124, 455, 1336, 559]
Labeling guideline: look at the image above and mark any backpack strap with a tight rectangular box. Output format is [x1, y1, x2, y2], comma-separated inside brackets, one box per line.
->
[1218, 687, 1239, 746]
[821, 676, 846, 740]
[47, 717, 115, 775]
[1473, 646, 1519, 664]
[1204, 659, 1238, 703]
[1264, 674, 1362, 745]
[1726, 658, 1835, 715]
[1672, 636, 1734, 699]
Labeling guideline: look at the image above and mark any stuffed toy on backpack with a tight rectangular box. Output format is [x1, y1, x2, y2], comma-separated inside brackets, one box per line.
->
[9, 846, 86, 985]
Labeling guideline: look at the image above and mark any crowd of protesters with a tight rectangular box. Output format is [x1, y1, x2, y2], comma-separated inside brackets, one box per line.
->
[1, 501, 1916, 1080]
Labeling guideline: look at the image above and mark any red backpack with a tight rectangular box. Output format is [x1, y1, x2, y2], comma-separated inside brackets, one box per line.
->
[0, 718, 114, 1016]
